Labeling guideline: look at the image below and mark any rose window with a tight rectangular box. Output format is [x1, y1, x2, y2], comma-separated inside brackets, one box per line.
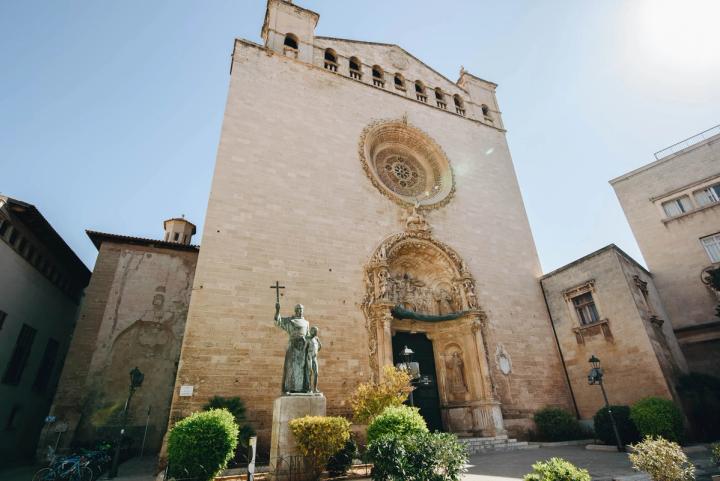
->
[360, 121, 454, 208]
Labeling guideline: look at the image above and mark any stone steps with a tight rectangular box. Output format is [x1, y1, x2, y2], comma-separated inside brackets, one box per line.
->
[459, 435, 537, 455]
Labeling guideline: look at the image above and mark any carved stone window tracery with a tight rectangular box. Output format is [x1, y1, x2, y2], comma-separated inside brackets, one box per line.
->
[359, 120, 455, 210]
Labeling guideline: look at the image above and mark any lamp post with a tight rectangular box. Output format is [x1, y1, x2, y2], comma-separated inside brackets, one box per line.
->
[108, 367, 144, 478]
[397, 346, 432, 407]
[587, 355, 623, 452]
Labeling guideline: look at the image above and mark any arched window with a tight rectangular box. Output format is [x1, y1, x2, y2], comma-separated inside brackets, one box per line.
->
[283, 33, 299, 58]
[324, 48, 338, 72]
[349, 56, 362, 79]
[372, 65, 385, 87]
[481, 104, 492, 121]
[435, 88, 447, 109]
[453, 95, 465, 116]
[415, 81, 427, 102]
[394, 73, 405, 90]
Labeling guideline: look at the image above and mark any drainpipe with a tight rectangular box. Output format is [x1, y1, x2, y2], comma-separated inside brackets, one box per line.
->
[541, 283, 580, 418]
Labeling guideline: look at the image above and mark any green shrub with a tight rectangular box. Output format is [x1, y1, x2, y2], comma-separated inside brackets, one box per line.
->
[367, 405, 428, 444]
[522, 457, 590, 481]
[711, 442, 720, 466]
[203, 395, 255, 459]
[630, 397, 684, 443]
[288, 415, 351, 479]
[350, 366, 412, 424]
[533, 407, 585, 442]
[367, 432, 468, 481]
[677, 373, 720, 442]
[167, 409, 239, 481]
[629, 436, 695, 481]
[593, 405, 640, 446]
[326, 439, 357, 476]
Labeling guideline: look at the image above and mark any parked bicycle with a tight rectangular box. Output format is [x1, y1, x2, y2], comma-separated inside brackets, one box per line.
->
[32, 454, 93, 481]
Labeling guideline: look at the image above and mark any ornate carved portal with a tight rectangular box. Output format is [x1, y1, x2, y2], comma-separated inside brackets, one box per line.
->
[362, 220, 504, 436]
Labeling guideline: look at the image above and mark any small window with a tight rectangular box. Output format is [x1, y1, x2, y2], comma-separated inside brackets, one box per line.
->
[2, 323, 37, 386]
[415, 81, 427, 102]
[349, 56, 362, 79]
[662, 196, 693, 217]
[0, 219, 8, 237]
[173, 232, 180, 241]
[453, 95, 465, 116]
[26, 244, 35, 261]
[324, 49, 338, 72]
[372, 66, 384, 87]
[701, 233, 720, 263]
[283, 34, 298, 50]
[0, 310, 6, 330]
[572, 292, 600, 325]
[32, 338, 59, 394]
[17, 237, 27, 254]
[435, 88, 446, 109]
[8, 228, 18, 246]
[394, 73, 405, 90]
[5, 405, 20, 431]
[481, 104, 491, 118]
[694, 183, 720, 207]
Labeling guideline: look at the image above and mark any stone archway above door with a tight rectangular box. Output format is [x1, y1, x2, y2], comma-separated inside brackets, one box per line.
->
[361, 221, 505, 436]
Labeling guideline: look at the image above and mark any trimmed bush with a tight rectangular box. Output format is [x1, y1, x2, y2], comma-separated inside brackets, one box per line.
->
[326, 439, 357, 477]
[677, 373, 720, 442]
[522, 457, 590, 481]
[533, 407, 585, 442]
[367, 432, 468, 481]
[630, 397, 684, 443]
[289, 415, 351, 479]
[167, 409, 239, 481]
[711, 442, 720, 467]
[593, 405, 640, 446]
[203, 395, 255, 460]
[366, 405, 428, 444]
[629, 436, 695, 481]
[350, 366, 412, 424]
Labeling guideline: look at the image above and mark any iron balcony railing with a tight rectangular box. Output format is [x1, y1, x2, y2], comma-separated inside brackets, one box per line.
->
[654, 123, 720, 160]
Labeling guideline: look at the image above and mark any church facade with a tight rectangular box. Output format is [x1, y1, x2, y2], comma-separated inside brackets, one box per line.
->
[166, 0, 574, 446]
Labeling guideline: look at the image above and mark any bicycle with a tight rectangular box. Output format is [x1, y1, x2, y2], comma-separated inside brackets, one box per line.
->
[32, 454, 93, 481]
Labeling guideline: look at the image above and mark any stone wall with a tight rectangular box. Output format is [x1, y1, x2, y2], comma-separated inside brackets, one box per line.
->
[611, 134, 720, 374]
[44, 241, 197, 454]
[167, 37, 573, 451]
[541, 246, 687, 420]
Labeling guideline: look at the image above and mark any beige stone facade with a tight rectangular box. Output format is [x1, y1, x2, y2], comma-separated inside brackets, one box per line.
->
[42, 224, 198, 456]
[610, 128, 720, 374]
[541, 245, 687, 420]
[167, 0, 573, 450]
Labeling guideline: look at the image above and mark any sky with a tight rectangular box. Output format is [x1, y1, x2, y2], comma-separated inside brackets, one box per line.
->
[1, 0, 719, 272]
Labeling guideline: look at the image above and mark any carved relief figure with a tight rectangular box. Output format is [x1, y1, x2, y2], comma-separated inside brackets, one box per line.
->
[445, 349, 468, 393]
[464, 279, 478, 309]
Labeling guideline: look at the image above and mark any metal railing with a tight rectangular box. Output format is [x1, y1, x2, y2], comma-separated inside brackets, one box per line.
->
[654, 123, 720, 160]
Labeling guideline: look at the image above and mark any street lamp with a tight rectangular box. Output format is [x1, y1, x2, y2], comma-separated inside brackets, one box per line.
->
[587, 355, 623, 452]
[108, 367, 144, 478]
[396, 346, 432, 407]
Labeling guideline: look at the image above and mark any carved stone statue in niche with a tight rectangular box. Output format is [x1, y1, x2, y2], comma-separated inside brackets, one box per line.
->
[376, 269, 389, 300]
[445, 350, 468, 393]
[463, 279, 478, 309]
[435, 287, 454, 315]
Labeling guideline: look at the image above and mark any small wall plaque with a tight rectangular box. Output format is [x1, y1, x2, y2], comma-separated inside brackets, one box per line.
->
[179, 385, 194, 397]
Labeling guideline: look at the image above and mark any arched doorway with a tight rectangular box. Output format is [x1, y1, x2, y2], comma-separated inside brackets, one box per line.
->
[392, 332, 443, 432]
[362, 227, 505, 436]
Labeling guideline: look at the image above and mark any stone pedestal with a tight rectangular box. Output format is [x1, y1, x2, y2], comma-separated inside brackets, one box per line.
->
[269, 394, 326, 481]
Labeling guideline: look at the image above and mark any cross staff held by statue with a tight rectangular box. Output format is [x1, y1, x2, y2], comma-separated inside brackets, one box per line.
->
[270, 280, 285, 304]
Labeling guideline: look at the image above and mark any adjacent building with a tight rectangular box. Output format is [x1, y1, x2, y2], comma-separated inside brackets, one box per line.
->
[40, 219, 198, 457]
[541, 245, 687, 420]
[0, 196, 90, 465]
[611, 125, 720, 374]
